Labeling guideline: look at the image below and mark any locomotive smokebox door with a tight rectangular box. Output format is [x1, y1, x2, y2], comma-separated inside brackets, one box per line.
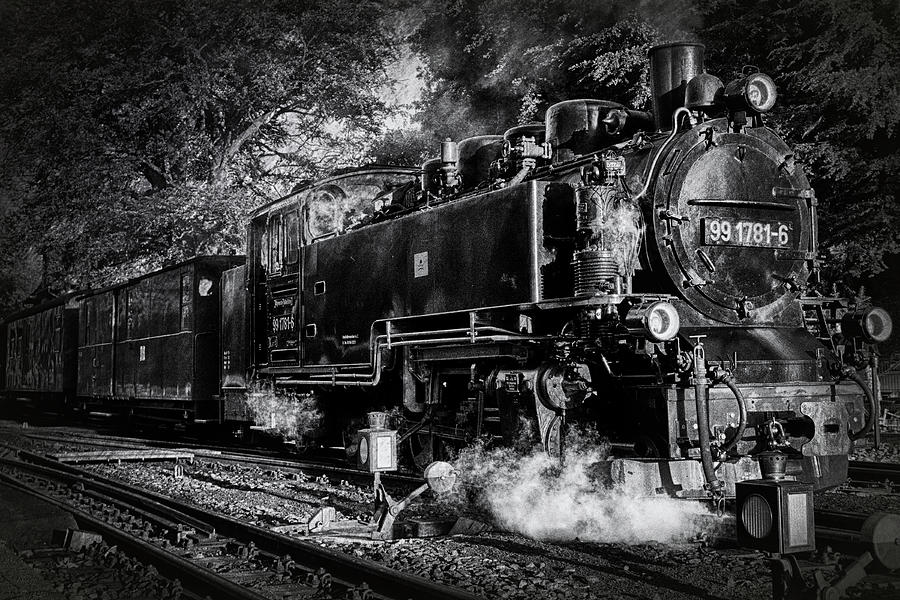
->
[736, 479, 815, 554]
[357, 429, 398, 473]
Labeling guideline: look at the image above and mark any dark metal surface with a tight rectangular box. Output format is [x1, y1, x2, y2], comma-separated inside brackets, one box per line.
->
[77, 291, 115, 398]
[3, 297, 78, 412]
[680, 326, 829, 382]
[545, 99, 624, 163]
[641, 119, 813, 325]
[847, 461, 900, 485]
[300, 182, 555, 366]
[648, 42, 705, 131]
[456, 135, 503, 190]
[110, 256, 242, 421]
[220, 265, 251, 421]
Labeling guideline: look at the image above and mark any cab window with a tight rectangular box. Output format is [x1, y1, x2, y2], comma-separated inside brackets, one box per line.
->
[300, 171, 415, 244]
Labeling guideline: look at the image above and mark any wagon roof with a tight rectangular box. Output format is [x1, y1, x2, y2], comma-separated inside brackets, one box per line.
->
[1, 290, 84, 324]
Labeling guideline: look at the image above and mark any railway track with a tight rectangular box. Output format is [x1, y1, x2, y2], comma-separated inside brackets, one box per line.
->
[815, 508, 882, 547]
[848, 460, 900, 486]
[9, 427, 424, 488]
[0, 449, 480, 600]
[4, 425, 900, 600]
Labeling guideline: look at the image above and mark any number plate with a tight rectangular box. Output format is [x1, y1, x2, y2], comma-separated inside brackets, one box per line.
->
[702, 218, 792, 248]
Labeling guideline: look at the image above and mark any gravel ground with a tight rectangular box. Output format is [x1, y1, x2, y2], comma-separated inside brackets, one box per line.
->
[5, 423, 900, 599]
[815, 486, 900, 514]
[17, 541, 182, 600]
[77, 458, 770, 599]
[88, 459, 376, 526]
[817, 439, 900, 514]
[852, 440, 900, 463]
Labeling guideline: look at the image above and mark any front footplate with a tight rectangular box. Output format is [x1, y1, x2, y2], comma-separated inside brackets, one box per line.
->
[597, 457, 762, 498]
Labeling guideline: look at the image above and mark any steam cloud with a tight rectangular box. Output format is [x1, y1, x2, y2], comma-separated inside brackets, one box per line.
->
[245, 385, 323, 443]
[448, 429, 709, 543]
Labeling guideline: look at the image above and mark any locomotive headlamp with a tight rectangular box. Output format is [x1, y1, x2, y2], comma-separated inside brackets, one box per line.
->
[625, 301, 680, 342]
[724, 72, 777, 114]
[841, 306, 893, 343]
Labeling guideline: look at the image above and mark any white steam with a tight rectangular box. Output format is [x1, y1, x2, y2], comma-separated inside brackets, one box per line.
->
[450, 430, 709, 543]
[599, 199, 643, 276]
[245, 386, 323, 443]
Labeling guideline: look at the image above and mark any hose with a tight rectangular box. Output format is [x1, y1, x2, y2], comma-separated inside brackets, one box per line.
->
[847, 369, 876, 441]
[694, 373, 719, 489]
[718, 375, 748, 455]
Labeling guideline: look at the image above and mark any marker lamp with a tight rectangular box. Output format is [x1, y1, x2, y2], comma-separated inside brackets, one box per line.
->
[725, 72, 777, 114]
[841, 306, 893, 343]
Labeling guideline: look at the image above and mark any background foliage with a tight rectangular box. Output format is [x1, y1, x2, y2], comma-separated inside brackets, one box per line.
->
[0, 0, 403, 311]
[1, 0, 897, 326]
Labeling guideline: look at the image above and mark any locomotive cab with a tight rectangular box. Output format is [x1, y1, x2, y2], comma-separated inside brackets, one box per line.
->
[249, 167, 419, 373]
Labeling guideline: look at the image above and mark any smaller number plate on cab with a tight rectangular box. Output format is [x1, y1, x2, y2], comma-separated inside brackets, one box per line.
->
[702, 218, 792, 248]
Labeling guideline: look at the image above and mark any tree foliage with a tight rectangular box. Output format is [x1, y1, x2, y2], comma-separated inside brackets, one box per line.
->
[0, 0, 404, 314]
[372, 0, 697, 163]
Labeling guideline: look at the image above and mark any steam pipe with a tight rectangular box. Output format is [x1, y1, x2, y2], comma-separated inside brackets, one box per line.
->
[847, 368, 876, 441]
[718, 375, 747, 455]
[275, 329, 548, 387]
[694, 376, 718, 488]
[632, 107, 690, 201]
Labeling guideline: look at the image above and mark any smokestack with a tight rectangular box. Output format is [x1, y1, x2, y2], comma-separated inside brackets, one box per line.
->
[648, 42, 705, 131]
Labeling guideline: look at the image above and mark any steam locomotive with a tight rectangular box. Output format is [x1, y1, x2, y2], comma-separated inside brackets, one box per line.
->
[2, 43, 892, 502]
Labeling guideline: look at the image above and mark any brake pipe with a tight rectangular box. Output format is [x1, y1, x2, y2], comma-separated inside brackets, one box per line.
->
[691, 340, 721, 491]
[845, 367, 876, 441]
[716, 373, 748, 456]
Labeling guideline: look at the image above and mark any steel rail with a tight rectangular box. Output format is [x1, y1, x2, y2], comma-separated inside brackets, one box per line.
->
[0, 471, 269, 600]
[847, 461, 900, 485]
[7, 451, 482, 600]
[12, 429, 425, 485]
[814, 509, 877, 550]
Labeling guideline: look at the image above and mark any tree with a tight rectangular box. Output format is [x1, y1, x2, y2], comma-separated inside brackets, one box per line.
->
[371, 0, 697, 164]
[0, 0, 405, 312]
